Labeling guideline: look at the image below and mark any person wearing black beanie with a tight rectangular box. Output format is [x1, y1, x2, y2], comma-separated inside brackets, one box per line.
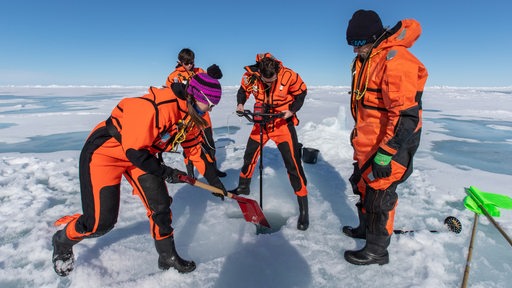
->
[346, 10, 386, 47]
[342, 10, 429, 266]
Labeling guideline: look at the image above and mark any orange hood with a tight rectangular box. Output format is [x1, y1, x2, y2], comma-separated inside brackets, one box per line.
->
[378, 19, 422, 50]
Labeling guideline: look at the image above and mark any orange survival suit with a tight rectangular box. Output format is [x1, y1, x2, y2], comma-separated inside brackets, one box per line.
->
[349, 19, 428, 238]
[236, 53, 308, 196]
[165, 65, 221, 177]
[56, 84, 225, 242]
[165, 66, 205, 87]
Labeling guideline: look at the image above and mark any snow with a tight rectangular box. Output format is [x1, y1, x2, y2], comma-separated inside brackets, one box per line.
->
[0, 85, 511, 288]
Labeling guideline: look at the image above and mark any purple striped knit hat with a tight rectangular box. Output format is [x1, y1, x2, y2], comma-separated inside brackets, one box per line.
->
[187, 66, 222, 105]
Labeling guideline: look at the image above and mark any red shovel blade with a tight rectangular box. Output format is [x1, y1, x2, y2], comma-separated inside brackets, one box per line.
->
[178, 174, 271, 228]
[231, 194, 271, 228]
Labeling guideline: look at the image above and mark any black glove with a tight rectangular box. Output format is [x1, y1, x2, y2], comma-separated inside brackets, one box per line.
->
[185, 160, 195, 179]
[209, 177, 227, 201]
[163, 166, 187, 183]
[372, 149, 392, 179]
[170, 82, 187, 98]
[349, 162, 362, 195]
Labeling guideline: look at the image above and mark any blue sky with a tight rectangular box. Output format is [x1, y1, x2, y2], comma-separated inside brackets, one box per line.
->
[1, 1, 510, 87]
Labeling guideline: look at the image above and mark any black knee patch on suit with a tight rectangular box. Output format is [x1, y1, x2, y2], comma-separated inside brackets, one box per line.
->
[138, 173, 173, 237]
[241, 138, 260, 175]
[364, 185, 398, 236]
[277, 141, 302, 192]
[97, 184, 120, 235]
[76, 184, 120, 238]
[364, 186, 398, 213]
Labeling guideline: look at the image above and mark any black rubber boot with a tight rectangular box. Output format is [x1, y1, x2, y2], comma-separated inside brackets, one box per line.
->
[297, 195, 309, 231]
[155, 237, 196, 273]
[344, 233, 390, 265]
[229, 177, 251, 195]
[52, 229, 80, 277]
[342, 202, 366, 239]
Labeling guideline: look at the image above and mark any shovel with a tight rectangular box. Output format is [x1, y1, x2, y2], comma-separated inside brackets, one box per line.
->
[178, 175, 271, 228]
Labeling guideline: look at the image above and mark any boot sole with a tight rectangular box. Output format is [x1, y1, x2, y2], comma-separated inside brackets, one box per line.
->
[345, 257, 389, 265]
[343, 251, 389, 265]
[159, 260, 197, 273]
[52, 233, 75, 276]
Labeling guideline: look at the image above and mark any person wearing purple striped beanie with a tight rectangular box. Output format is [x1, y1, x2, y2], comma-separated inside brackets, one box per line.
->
[184, 64, 227, 179]
[187, 64, 223, 107]
[51, 64, 228, 276]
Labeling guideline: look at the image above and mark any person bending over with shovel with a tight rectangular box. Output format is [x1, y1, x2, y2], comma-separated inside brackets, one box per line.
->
[230, 53, 309, 231]
[51, 65, 227, 276]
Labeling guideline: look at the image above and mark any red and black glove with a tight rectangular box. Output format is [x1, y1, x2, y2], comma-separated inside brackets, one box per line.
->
[163, 166, 187, 184]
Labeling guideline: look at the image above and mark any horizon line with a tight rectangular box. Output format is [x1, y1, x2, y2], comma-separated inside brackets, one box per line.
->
[1, 84, 512, 90]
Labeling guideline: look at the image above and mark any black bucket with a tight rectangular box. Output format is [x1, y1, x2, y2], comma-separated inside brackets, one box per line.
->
[302, 147, 319, 164]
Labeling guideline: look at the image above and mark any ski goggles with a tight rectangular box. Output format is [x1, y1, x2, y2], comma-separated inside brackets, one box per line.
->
[179, 61, 194, 66]
[198, 90, 215, 109]
[260, 74, 277, 84]
[348, 39, 369, 47]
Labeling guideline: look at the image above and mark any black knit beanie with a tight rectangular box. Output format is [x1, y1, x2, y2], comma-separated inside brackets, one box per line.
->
[346, 10, 385, 46]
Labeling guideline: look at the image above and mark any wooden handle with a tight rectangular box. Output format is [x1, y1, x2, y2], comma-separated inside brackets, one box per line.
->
[188, 178, 234, 198]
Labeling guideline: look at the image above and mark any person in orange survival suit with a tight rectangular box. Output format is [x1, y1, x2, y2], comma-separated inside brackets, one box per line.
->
[165, 48, 226, 178]
[342, 10, 428, 265]
[229, 53, 309, 231]
[51, 65, 227, 276]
